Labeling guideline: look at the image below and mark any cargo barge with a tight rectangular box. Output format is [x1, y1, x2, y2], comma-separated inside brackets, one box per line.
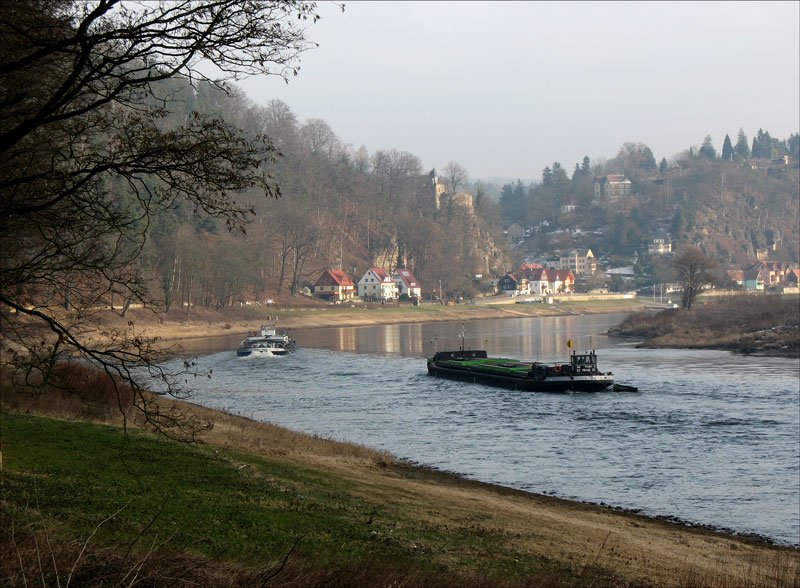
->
[427, 348, 617, 392]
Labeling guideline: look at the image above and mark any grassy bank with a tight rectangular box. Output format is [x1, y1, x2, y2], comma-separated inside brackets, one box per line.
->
[2, 384, 798, 587]
[610, 295, 800, 355]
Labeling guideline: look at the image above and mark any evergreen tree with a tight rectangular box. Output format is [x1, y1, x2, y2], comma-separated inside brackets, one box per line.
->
[659, 157, 668, 175]
[698, 135, 716, 160]
[572, 163, 581, 180]
[500, 180, 528, 224]
[788, 133, 800, 160]
[734, 128, 750, 159]
[671, 208, 685, 239]
[551, 162, 570, 196]
[751, 129, 774, 159]
[641, 146, 657, 170]
[541, 166, 553, 187]
[721, 134, 734, 161]
[581, 155, 592, 176]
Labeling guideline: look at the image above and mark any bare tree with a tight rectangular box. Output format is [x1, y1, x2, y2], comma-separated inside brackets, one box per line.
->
[370, 149, 422, 203]
[0, 0, 323, 433]
[672, 246, 721, 310]
[443, 161, 468, 193]
[299, 118, 342, 159]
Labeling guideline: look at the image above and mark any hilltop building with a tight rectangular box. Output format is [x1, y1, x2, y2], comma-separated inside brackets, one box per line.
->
[594, 174, 632, 201]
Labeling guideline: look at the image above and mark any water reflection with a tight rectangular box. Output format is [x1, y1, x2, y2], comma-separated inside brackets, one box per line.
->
[292, 313, 628, 361]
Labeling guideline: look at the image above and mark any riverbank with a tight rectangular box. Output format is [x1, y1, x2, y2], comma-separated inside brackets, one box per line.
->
[98, 298, 643, 344]
[610, 294, 800, 355]
[2, 386, 798, 587]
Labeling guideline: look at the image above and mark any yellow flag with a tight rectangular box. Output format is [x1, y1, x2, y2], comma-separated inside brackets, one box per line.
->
[567, 338, 573, 348]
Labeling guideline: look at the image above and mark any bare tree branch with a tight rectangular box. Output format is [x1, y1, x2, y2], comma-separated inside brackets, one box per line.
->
[0, 1, 321, 429]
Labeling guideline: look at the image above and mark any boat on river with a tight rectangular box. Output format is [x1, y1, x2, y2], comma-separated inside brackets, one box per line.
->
[236, 325, 296, 357]
[427, 346, 616, 392]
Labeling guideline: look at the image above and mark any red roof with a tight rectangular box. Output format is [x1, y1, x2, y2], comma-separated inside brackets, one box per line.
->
[393, 268, 420, 288]
[519, 263, 543, 271]
[329, 269, 354, 286]
[369, 267, 393, 283]
[522, 268, 574, 282]
[315, 268, 354, 287]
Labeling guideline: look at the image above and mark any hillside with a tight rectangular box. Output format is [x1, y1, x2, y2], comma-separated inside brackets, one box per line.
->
[501, 139, 799, 274]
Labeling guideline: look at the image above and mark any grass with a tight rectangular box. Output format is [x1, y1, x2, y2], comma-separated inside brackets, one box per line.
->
[611, 294, 799, 354]
[2, 362, 798, 587]
[1, 412, 612, 587]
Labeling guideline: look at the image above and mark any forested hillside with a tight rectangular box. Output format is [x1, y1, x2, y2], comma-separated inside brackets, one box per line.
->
[141, 78, 800, 308]
[496, 136, 799, 269]
[138, 79, 511, 309]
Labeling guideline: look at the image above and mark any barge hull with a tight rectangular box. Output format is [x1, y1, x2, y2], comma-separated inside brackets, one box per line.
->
[427, 363, 613, 393]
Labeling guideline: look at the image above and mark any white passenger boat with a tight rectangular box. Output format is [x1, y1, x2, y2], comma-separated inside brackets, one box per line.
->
[236, 325, 297, 357]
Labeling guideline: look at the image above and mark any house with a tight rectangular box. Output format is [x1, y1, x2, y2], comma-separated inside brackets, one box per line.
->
[743, 267, 766, 291]
[750, 261, 793, 287]
[523, 267, 575, 295]
[498, 273, 529, 296]
[559, 249, 596, 277]
[554, 269, 576, 293]
[648, 239, 672, 256]
[594, 174, 632, 200]
[392, 268, 422, 299]
[357, 267, 398, 301]
[313, 268, 356, 302]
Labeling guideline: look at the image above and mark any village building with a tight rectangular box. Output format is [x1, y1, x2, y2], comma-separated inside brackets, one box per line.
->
[357, 267, 398, 301]
[648, 238, 672, 256]
[559, 249, 596, 277]
[743, 267, 766, 291]
[498, 273, 528, 295]
[313, 268, 356, 303]
[594, 173, 632, 201]
[392, 268, 422, 299]
[522, 267, 575, 295]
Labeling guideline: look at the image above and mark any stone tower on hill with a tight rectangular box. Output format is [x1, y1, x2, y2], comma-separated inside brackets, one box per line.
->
[429, 168, 473, 212]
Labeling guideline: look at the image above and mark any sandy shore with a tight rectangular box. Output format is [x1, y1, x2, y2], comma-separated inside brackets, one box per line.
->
[113, 299, 643, 344]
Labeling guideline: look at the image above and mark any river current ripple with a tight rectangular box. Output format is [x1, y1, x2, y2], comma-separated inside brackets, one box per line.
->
[161, 314, 800, 545]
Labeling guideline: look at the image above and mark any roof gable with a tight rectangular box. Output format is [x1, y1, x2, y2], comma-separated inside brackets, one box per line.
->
[393, 268, 419, 287]
[315, 268, 354, 287]
[364, 267, 392, 283]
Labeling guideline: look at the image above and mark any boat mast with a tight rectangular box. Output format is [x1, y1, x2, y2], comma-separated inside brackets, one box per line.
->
[459, 322, 465, 353]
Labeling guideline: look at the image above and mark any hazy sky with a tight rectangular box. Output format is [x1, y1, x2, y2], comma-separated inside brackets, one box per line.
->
[236, 1, 800, 183]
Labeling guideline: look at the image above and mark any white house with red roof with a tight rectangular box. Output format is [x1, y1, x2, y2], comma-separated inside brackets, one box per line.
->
[313, 268, 356, 302]
[522, 267, 575, 295]
[357, 267, 399, 301]
[392, 268, 422, 299]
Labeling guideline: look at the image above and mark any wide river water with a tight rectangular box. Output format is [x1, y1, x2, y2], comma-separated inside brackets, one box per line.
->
[163, 313, 800, 545]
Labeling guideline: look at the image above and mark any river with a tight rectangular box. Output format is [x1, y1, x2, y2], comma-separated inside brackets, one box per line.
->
[162, 313, 800, 545]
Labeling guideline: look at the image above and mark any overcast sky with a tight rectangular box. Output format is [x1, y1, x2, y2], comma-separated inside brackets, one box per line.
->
[236, 1, 799, 183]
